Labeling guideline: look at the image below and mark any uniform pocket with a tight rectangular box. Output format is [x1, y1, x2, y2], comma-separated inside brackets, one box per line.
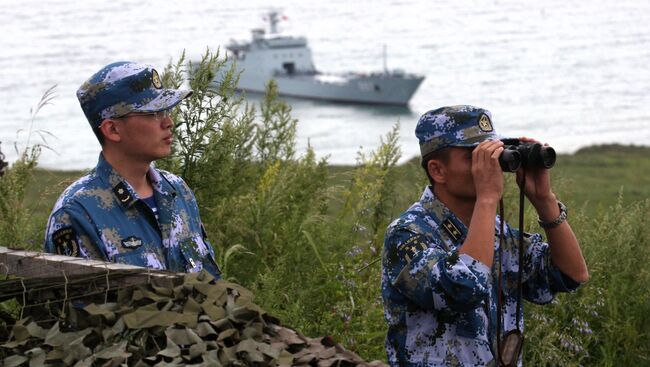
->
[178, 237, 221, 278]
[456, 305, 489, 341]
[113, 243, 165, 270]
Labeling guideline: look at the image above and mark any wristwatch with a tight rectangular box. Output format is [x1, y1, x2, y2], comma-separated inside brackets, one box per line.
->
[538, 201, 568, 229]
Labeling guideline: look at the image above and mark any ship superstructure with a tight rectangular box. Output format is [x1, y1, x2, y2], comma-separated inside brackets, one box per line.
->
[217, 12, 424, 106]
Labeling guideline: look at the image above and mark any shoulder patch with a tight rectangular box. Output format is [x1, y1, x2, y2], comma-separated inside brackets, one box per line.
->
[52, 227, 79, 257]
[396, 235, 429, 262]
[441, 218, 462, 242]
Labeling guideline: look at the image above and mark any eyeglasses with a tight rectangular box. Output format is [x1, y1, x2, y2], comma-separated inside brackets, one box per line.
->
[120, 109, 172, 121]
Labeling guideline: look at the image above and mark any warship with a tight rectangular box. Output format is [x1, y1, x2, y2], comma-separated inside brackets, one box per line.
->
[216, 12, 424, 106]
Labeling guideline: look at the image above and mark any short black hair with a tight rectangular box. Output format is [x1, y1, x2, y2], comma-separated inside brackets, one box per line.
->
[421, 147, 451, 186]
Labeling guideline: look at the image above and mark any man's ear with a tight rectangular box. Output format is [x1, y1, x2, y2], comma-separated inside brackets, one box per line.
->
[427, 159, 447, 184]
[99, 119, 122, 143]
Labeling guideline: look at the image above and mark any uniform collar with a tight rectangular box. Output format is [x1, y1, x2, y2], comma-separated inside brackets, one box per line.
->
[95, 153, 176, 208]
[419, 186, 468, 244]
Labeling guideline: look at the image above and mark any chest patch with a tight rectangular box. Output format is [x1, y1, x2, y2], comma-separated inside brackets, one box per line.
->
[441, 218, 462, 242]
[121, 236, 143, 249]
[52, 227, 79, 257]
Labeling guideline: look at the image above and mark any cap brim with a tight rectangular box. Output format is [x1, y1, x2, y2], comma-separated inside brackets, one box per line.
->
[134, 88, 193, 113]
[447, 133, 508, 148]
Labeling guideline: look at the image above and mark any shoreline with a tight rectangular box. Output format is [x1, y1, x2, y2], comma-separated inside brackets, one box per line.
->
[28, 143, 650, 173]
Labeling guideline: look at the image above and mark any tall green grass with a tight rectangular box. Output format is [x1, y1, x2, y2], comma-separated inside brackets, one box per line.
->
[1, 49, 649, 365]
[0, 86, 56, 249]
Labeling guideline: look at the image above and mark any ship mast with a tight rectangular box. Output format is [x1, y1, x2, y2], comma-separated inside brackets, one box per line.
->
[269, 11, 280, 34]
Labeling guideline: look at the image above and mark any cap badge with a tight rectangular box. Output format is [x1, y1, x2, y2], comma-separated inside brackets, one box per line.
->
[478, 114, 493, 132]
[152, 69, 163, 89]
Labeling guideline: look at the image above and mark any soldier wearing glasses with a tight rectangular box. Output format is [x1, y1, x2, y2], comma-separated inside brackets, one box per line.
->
[44, 61, 220, 279]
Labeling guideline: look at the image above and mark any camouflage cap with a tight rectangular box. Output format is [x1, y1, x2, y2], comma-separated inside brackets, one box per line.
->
[77, 61, 192, 128]
[416, 105, 502, 156]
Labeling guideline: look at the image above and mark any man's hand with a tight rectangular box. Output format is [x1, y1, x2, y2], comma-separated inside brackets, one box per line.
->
[472, 139, 505, 203]
[514, 139, 589, 283]
[515, 137, 558, 219]
[459, 139, 504, 268]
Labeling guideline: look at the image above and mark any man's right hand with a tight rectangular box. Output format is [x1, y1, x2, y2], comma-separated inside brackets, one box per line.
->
[471, 139, 505, 202]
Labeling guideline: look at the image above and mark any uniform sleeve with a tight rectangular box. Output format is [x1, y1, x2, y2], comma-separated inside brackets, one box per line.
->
[383, 228, 491, 312]
[175, 176, 221, 279]
[44, 203, 106, 260]
[520, 232, 581, 304]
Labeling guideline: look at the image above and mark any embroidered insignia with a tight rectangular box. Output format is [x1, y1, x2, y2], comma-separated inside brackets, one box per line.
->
[441, 218, 462, 242]
[52, 227, 79, 257]
[446, 251, 460, 268]
[152, 69, 163, 89]
[478, 113, 493, 132]
[121, 236, 142, 249]
[397, 235, 428, 262]
[113, 182, 132, 204]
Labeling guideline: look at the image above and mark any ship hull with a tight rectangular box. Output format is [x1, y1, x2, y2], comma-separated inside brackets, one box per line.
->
[235, 73, 423, 106]
[214, 61, 424, 106]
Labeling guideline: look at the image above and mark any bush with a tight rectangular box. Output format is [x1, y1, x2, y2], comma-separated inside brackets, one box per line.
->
[152, 49, 409, 359]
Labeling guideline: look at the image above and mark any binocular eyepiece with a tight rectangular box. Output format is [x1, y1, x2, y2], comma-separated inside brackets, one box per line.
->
[498, 139, 556, 172]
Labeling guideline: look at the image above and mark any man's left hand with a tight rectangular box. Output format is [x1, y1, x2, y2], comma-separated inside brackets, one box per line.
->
[515, 137, 558, 215]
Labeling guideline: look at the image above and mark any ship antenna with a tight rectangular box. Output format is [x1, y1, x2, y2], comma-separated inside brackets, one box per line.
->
[383, 44, 388, 74]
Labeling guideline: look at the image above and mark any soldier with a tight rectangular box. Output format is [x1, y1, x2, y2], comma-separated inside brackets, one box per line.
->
[381, 105, 588, 366]
[44, 61, 220, 279]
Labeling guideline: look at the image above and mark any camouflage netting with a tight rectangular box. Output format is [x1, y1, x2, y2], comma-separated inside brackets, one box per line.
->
[0, 271, 386, 366]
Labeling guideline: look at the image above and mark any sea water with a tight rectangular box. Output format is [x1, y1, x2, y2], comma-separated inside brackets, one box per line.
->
[1, 0, 649, 169]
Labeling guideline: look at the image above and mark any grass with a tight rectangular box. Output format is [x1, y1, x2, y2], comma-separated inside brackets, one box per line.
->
[14, 143, 650, 366]
[27, 169, 86, 217]
[553, 145, 650, 211]
[20, 143, 650, 252]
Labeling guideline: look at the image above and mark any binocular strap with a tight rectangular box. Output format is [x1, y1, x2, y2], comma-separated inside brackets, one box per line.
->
[496, 176, 526, 367]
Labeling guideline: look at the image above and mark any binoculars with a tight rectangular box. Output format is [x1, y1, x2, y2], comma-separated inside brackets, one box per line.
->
[498, 139, 556, 172]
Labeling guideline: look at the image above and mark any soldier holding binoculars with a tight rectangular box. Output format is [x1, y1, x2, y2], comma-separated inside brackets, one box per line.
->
[381, 105, 588, 366]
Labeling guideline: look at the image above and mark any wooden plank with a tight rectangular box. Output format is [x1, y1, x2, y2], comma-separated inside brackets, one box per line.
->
[0, 246, 181, 289]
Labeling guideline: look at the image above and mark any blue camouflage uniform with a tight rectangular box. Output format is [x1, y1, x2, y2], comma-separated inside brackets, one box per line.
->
[381, 106, 580, 366]
[44, 154, 220, 278]
[43, 61, 220, 279]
